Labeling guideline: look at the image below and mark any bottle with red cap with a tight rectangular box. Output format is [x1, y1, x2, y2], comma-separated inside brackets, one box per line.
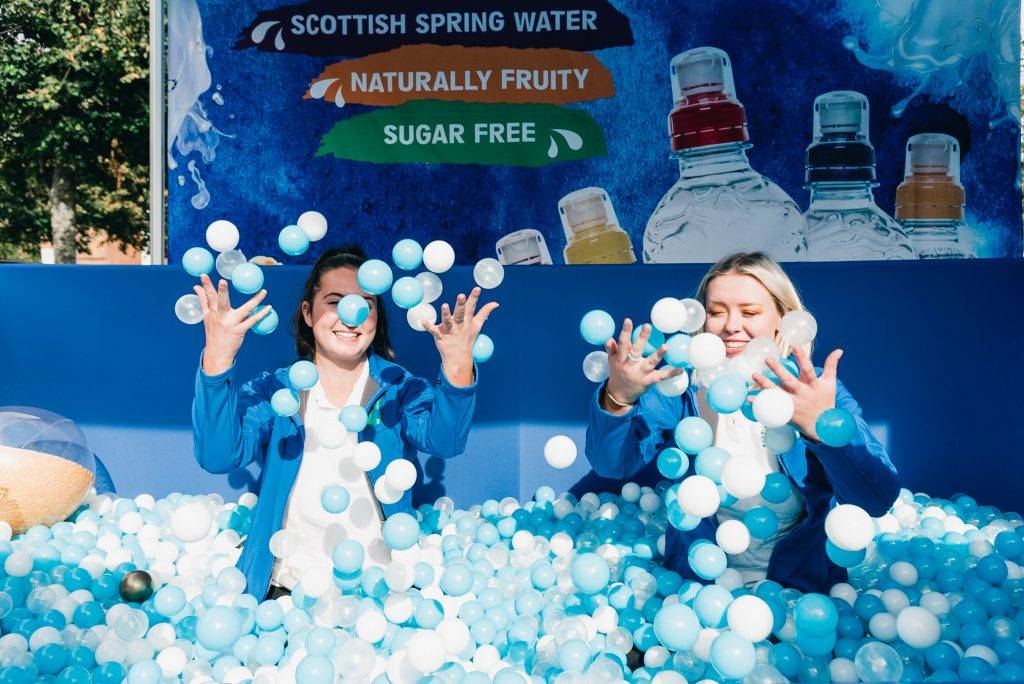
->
[895, 133, 976, 259]
[643, 47, 807, 263]
[802, 91, 915, 260]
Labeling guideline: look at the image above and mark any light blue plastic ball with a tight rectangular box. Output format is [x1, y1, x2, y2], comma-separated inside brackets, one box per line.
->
[440, 562, 473, 596]
[695, 447, 731, 483]
[339, 405, 368, 432]
[331, 540, 364, 574]
[815, 408, 857, 447]
[826, 540, 867, 568]
[392, 239, 423, 271]
[337, 294, 370, 326]
[182, 247, 214, 277]
[653, 603, 700, 651]
[763, 426, 797, 454]
[271, 389, 300, 417]
[250, 305, 278, 335]
[195, 605, 243, 651]
[127, 660, 162, 684]
[694, 584, 733, 628]
[708, 374, 748, 414]
[631, 325, 666, 355]
[657, 448, 689, 479]
[391, 276, 423, 309]
[558, 639, 591, 673]
[473, 334, 494, 363]
[579, 310, 615, 345]
[794, 593, 839, 636]
[231, 263, 264, 294]
[356, 259, 393, 295]
[382, 513, 420, 550]
[674, 417, 713, 455]
[710, 631, 756, 679]
[288, 360, 318, 390]
[571, 553, 610, 594]
[278, 225, 309, 256]
[320, 486, 350, 514]
[295, 653, 334, 684]
[688, 541, 727, 580]
[153, 586, 186, 617]
[664, 333, 692, 368]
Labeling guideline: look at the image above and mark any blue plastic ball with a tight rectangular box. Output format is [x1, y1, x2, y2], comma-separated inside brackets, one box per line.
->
[271, 389, 300, 417]
[694, 584, 733, 627]
[674, 417, 713, 455]
[230, 263, 264, 294]
[815, 408, 857, 447]
[440, 562, 473, 596]
[763, 426, 797, 454]
[331, 540, 364, 574]
[688, 541, 727, 580]
[382, 513, 419, 550]
[195, 605, 243, 651]
[278, 225, 310, 256]
[744, 507, 779, 539]
[653, 602, 700, 651]
[127, 660, 162, 684]
[571, 553, 611, 594]
[695, 447, 730, 482]
[391, 276, 423, 309]
[250, 305, 278, 335]
[794, 593, 838, 636]
[339, 405, 368, 432]
[153, 585, 185, 617]
[392, 239, 423, 270]
[664, 333, 692, 368]
[183, 247, 214, 276]
[295, 654, 334, 684]
[826, 540, 866, 568]
[631, 325, 666, 355]
[473, 335, 494, 363]
[580, 310, 615, 345]
[337, 294, 370, 326]
[761, 472, 793, 503]
[357, 260, 393, 295]
[320, 486, 350, 514]
[558, 639, 591, 672]
[657, 448, 689, 479]
[708, 374, 748, 414]
[710, 631, 756, 679]
[288, 360, 319, 390]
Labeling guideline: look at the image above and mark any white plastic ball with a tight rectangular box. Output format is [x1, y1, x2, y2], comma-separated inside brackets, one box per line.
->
[726, 595, 773, 642]
[752, 388, 794, 428]
[356, 610, 387, 643]
[206, 220, 239, 252]
[715, 519, 751, 555]
[423, 241, 455, 274]
[720, 457, 767, 499]
[407, 630, 447, 673]
[297, 211, 328, 241]
[895, 606, 940, 649]
[687, 333, 726, 370]
[677, 475, 721, 518]
[436, 619, 471, 655]
[406, 303, 437, 332]
[780, 310, 817, 347]
[170, 502, 212, 543]
[544, 436, 577, 469]
[651, 297, 687, 334]
[825, 504, 875, 551]
[384, 459, 417, 492]
[656, 372, 690, 397]
[352, 442, 382, 471]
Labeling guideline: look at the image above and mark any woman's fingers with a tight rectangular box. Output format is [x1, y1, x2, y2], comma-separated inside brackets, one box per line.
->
[200, 274, 219, 311]
[217, 278, 231, 312]
[751, 372, 779, 391]
[193, 285, 211, 315]
[420, 320, 445, 342]
[651, 366, 685, 383]
[440, 302, 453, 330]
[235, 290, 268, 318]
[604, 338, 618, 359]
[240, 304, 273, 330]
[644, 344, 668, 370]
[634, 324, 652, 356]
[822, 348, 843, 381]
[793, 345, 818, 383]
[618, 318, 634, 355]
[452, 293, 468, 325]
[473, 301, 499, 328]
[764, 357, 802, 393]
[464, 287, 481, 319]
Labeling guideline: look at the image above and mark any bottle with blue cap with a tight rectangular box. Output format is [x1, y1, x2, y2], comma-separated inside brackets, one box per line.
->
[802, 91, 915, 260]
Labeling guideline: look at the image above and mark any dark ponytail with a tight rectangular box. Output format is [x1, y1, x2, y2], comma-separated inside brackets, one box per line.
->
[292, 245, 396, 361]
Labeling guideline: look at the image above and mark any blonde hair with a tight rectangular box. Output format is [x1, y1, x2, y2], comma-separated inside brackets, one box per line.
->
[694, 252, 812, 359]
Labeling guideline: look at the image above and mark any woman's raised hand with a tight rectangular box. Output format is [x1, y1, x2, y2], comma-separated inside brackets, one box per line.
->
[422, 286, 499, 388]
[602, 318, 685, 412]
[751, 345, 842, 442]
[194, 273, 272, 375]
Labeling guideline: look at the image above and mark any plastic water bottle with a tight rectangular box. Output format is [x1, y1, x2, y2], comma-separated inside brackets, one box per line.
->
[802, 91, 915, 260]
[895, 133, 976, 259]
[643, 47, 806, 263]
[559, 187, 636, 264]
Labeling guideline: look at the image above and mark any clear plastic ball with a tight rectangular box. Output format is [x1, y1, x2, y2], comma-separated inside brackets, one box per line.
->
[215, 250, 247, 279]
[582, 351, 610, 383]
[174, 295, 204, 325]
[473, 258, 505, 289]
[679, 298, 706, 333]
[415, 272, 443, 304]
[780, 310, 817, 347]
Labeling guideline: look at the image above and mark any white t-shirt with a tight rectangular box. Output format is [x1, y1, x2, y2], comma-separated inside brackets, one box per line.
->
[714, 410, 806, 586]
[270, 363, 391, 589]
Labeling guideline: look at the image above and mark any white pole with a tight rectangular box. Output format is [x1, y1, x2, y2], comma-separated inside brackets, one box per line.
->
[149, 0, 166, 264]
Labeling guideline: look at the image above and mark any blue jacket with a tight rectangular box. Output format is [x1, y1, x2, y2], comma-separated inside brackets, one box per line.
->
[585, 374, 899, 593]
[192, 353, 477, 600]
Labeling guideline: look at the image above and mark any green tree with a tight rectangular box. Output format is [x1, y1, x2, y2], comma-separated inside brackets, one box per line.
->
[0, 1, 149, 262]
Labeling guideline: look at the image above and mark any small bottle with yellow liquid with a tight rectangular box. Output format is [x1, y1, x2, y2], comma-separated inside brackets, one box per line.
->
[558, 187, 636, 265]
[895, 133, 976, 259]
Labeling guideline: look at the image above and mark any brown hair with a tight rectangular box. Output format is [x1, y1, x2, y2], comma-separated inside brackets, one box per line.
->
[292, 245, 396, 361]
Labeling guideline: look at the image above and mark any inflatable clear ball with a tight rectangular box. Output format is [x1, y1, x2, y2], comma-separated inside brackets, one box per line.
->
[0, 407, 95, 533]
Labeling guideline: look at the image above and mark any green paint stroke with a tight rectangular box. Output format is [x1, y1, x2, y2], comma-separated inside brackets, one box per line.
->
[317, 100, 606, 167]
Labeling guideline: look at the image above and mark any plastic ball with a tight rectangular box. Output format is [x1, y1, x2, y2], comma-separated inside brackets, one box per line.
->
[288, 360, 318, 390]
[423, 240, 455, 273]
[752, 388, 795, 428]
[407, 630, 447, 673]
[743, 337, 781, 367]
[795, 594, 839, 636]
[206, 220, 239, 252]
[384, 459, 417, 492]
[407, 303, 437, 331]
[215, 249, 246, 279]
[297, 210, 328, 241]
[271, 388, 300, 417]
[571, 553, 610, 594]
[153, 586, 186, 617]
[816, 408, 857, 447]
[127, 660, 162, 684]
[744, 507, 779, 539]
[415, 272, 443, 304]
[352, 442, 382, 471]
[174, 294, 204, 324]
[296, 653, 334, 683]
[332, 539, 364, 573]
[473, 258, 505, 289]
[250, 305, 278, 335]
[653, 602, 700, 651]
[657, 448, 689, 479]
[710, 631, 756, 679]
[182, 247, 214, 276]
[320, 485, 350, 514]
[826, 504, 875, 551]
[687, 333, 726, 370]
[763, 426, 797, 454]
[896, 606, 941, 649]
[340, 405, 368, 432]
[678, 298, 706, 333]
[664, 334, 691, 368]
[721, 457, 767, 499]
[356, 260, 393, 295]
[708, 375, 748, 414]
[656, 371, 690, 397]
[195, 606, 243, 651]
[473, 334, 494, 363]
[677, 475, 721, 518]
[391, 276, 424, 309]
[780, 310, 818, 347]
[674, 417, 713, 454]
[727, 594, 774, 642]
[716, 519, 751, 555]
[544, 435, 577, 469]
[118, 570, 153, 603]
[580, 310, 615, 345]
[392, 239, 423, 270]
[382, 513, 419, 550]
[688, 541, 727, 579]
[230, 263, 264, 294]
[170, 502, 212, 542]
[337, 294, 370, 326]
[854, 641, 904, 682]
[582, 351, 610, 382]
[278, 225, 309, 256]
[651, 297, 687, 334]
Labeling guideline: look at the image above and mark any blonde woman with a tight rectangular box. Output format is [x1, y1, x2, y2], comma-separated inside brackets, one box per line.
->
[585, 252, 898, 592]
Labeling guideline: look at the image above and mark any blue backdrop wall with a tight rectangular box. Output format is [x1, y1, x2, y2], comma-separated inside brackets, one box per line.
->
[1, 260, 1021, 513]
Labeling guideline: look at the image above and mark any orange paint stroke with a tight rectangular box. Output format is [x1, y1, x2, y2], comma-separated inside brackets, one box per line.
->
[305, 44, 614, 107]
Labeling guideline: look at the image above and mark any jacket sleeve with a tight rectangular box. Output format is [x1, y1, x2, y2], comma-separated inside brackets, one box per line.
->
[399, 367, 478, 459]
[584, 383, 684, 480]
[192, 354, 275, 474]
[805, 378, 900, 517]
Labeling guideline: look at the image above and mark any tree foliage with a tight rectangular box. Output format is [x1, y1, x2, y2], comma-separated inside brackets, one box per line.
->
[0, 0, 149, 258]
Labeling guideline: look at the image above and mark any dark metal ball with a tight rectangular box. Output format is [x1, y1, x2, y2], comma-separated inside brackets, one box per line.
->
[118, 570, 154, 603]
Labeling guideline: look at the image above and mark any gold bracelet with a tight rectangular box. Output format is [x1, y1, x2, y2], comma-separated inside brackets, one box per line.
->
[605, 389, 635, 409]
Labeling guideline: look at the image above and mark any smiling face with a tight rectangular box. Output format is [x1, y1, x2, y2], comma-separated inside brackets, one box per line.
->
[704, 273, 782, 357]
[301, 266, 378, 364]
